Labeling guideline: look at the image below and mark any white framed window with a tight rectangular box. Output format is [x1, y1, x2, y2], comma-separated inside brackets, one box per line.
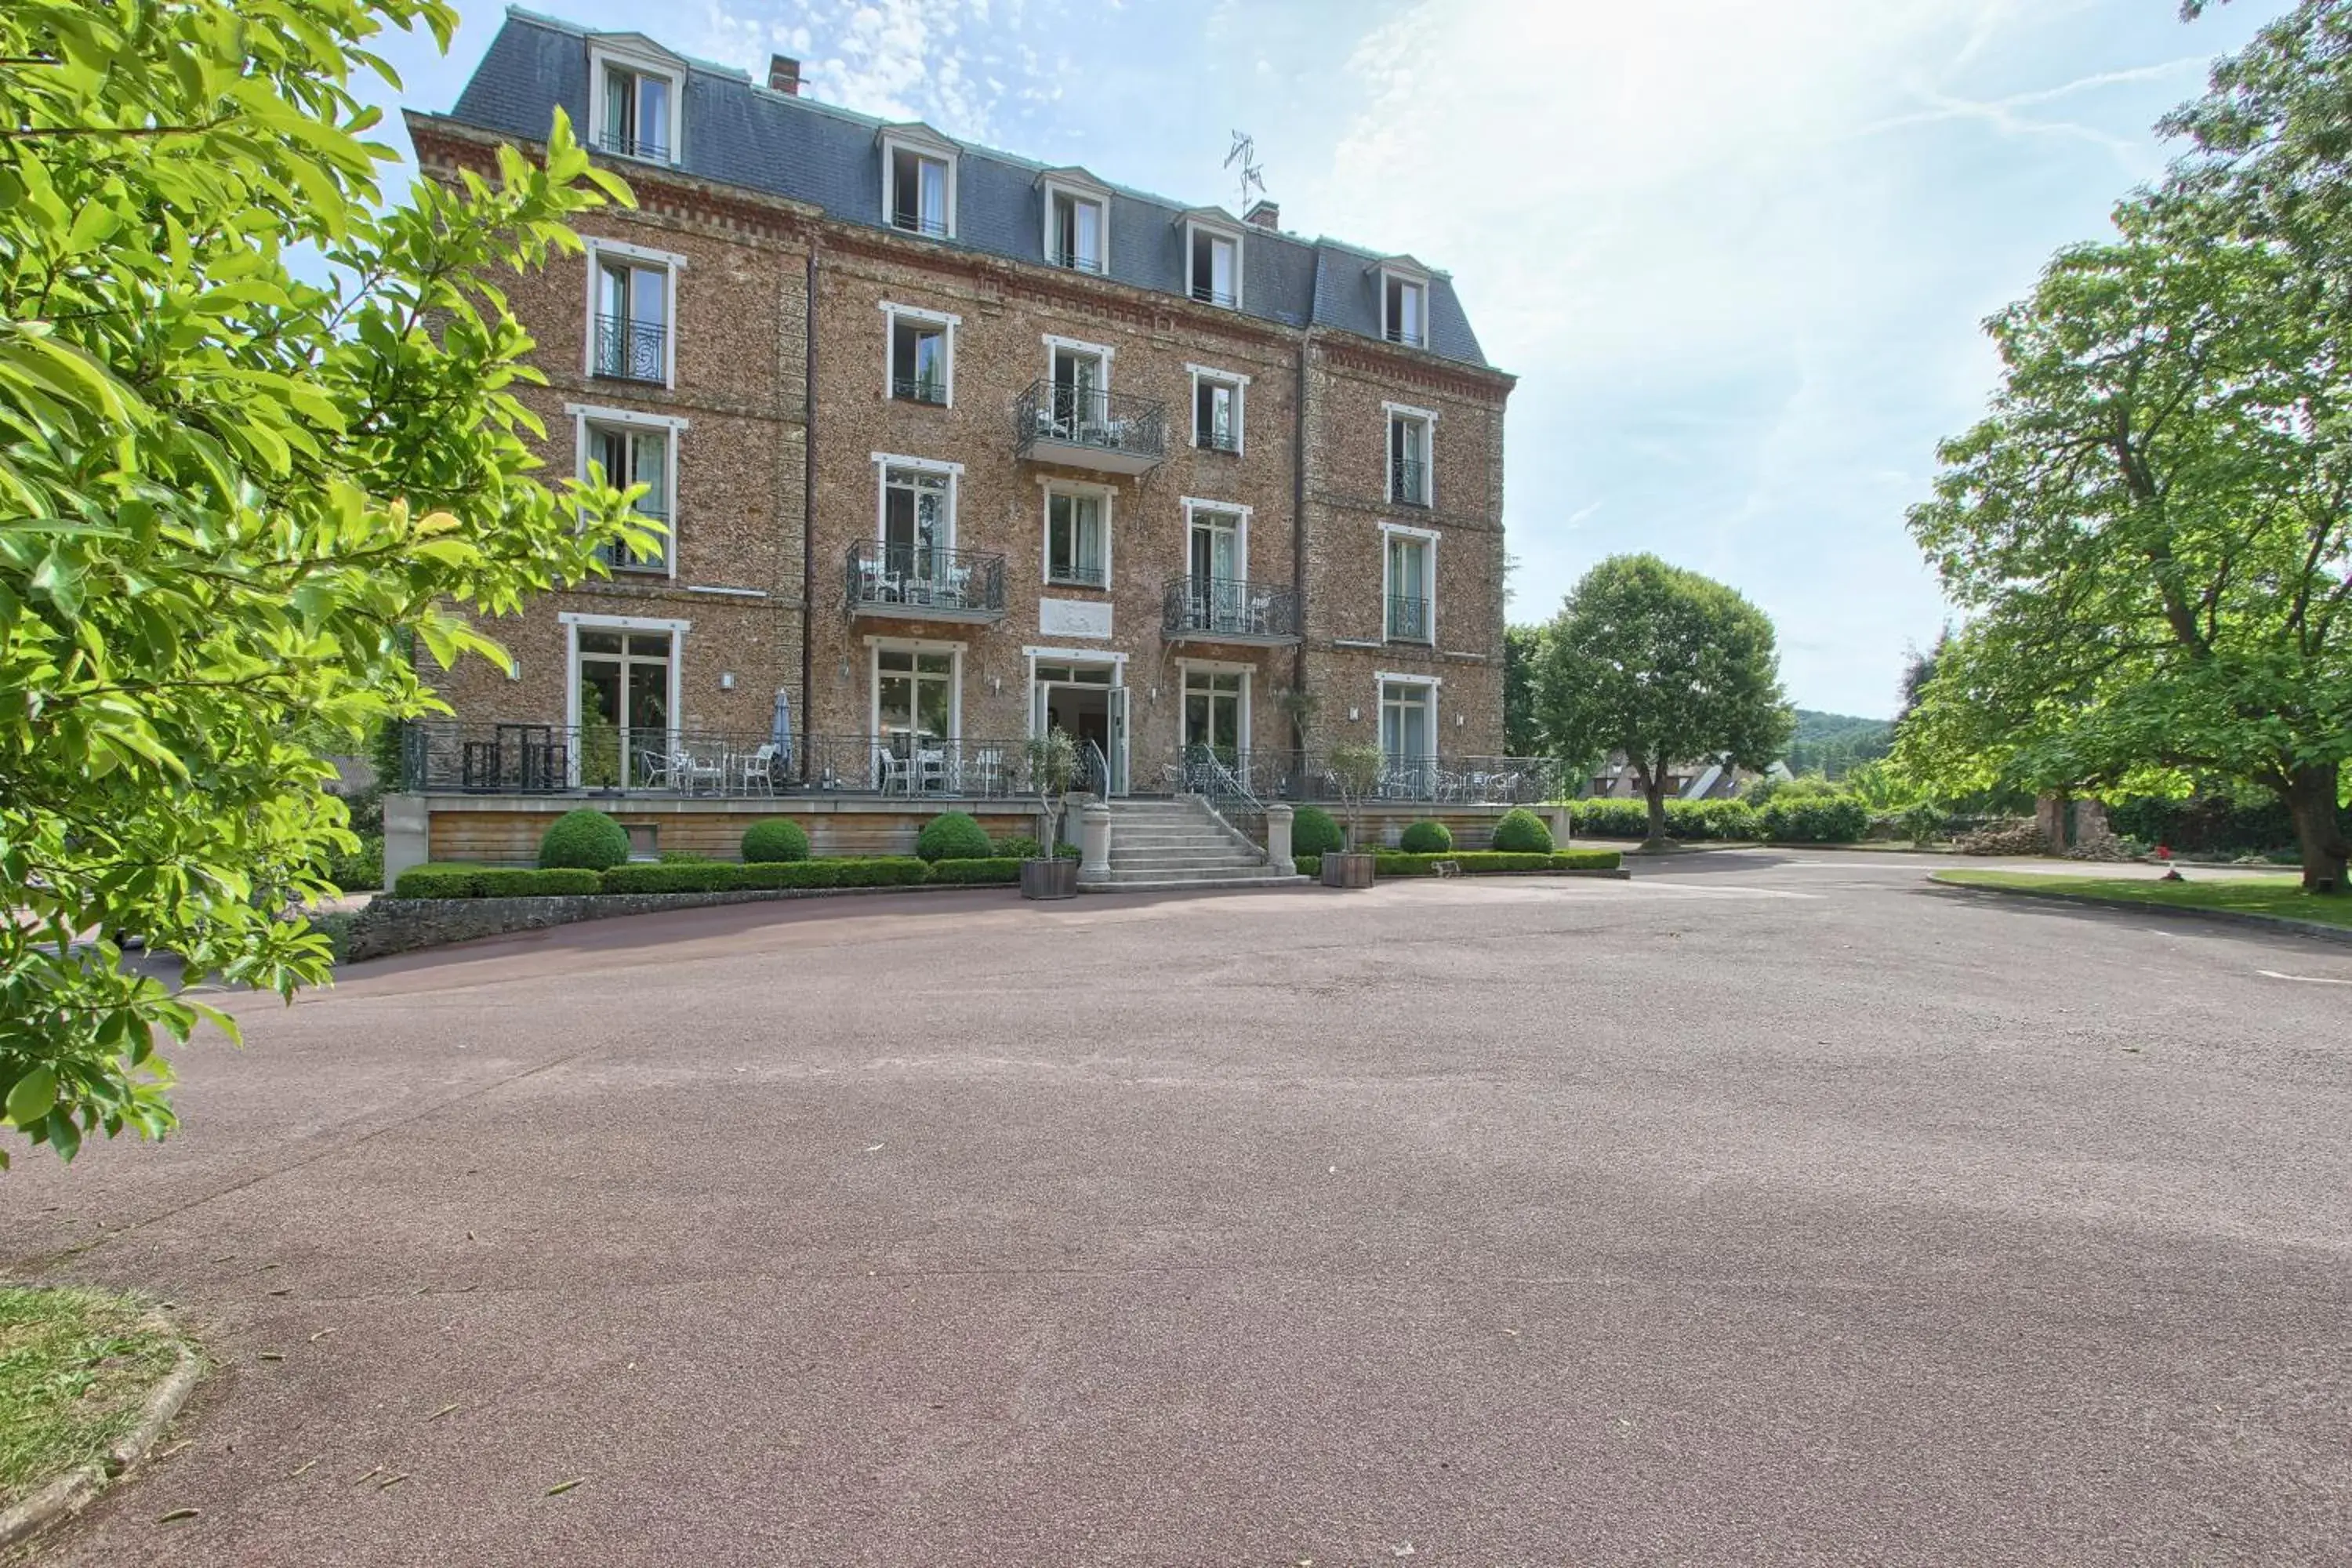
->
[590, 41, 683, 165]
[881, 129, 959, 240]
[584, 238, 684, 389]
[1377, 672, 1442, 782]
[569, 403, 688, 577]
[873, 453, 960, 556]
[1385, 401, 1438, 506]
[871, 641, 961, 744]
[1187, 363, 1248, 454]
[1381, 522, 1437, 644]
[1042, 483, 1112, 589]
[1045, 333, 1115, 430]
[1381, 267, 1428, 348]
[1042, 175, 1110, 274]
[562, 611, 689, 789]
[880, 301, 957, 406]
[1179, 660, 1251, 767]
[1185, 215, 1244, 310]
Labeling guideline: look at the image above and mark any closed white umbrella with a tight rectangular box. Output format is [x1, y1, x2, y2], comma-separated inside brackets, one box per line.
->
[771, 687, 793, 773]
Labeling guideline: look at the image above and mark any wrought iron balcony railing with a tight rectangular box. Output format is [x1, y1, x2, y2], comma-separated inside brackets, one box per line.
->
[846, 540, 1007, 619]
[594, 129, 670, 163]
[1385, 593, 1432, 643]
[593, 314, 666, 383]
[1258, 752, 1566, 808]
[891, 375, 949, 406]
[1385, 325, 1426, 349]
[1014, 379, 1167, 472]
[396, 722, 1051, 800]
[891, 210, 951, 240]
[1162, 575, 1301, 642]
[1390, 457, 1430, 507]
[1196, 420, 1240, 453]
[1190, 282, 1237, 309]
[1051, 248, 1104, 274]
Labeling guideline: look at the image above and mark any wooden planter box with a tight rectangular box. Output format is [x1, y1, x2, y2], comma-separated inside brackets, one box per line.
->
[1021, 857, 1080, 900]
[1319, 851, 1377, 890]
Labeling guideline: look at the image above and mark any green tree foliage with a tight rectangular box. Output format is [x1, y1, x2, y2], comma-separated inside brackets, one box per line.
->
[1783, 710, 1893, 779]
[0, 0, 644, 1167]
[1501, 624, 1546, 758]
[1903, 42, 2352, 892]
[1535, 555, 1795, 844]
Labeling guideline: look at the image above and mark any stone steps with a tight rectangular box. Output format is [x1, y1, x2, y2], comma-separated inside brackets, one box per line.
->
[1083, 797, 1290, 893]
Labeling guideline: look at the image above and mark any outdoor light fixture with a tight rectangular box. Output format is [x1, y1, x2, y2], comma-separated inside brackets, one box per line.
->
[720, 671, 736, 691]
[1348, 706, 1359, 721]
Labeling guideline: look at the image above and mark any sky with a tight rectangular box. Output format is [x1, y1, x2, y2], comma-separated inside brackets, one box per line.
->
[361, 0, 2296, 718]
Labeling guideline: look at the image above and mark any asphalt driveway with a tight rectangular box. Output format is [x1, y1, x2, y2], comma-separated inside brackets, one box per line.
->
[9, 854, 2350, 1565]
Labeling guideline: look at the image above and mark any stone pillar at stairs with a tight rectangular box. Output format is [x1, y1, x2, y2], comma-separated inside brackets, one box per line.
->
[1265, 804, 1294, 877]
[1078, 801, 1112, 887]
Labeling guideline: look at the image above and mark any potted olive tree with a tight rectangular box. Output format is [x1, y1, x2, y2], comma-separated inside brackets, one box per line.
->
[1320, 742, 1383, 889]
[1022, 727, 1081, 900]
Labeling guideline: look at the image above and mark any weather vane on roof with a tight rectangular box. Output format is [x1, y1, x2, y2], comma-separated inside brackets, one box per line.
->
[1225, 130, 1265, 213]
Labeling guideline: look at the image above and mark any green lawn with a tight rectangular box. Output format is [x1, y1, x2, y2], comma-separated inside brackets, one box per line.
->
[1933, 869, 2352, 930]
[0, 1287, 185, 1507]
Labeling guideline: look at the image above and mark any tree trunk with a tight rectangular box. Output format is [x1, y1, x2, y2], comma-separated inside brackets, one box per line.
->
[1643, 775, 1670, 847]
[2282, 762, 2349, 894]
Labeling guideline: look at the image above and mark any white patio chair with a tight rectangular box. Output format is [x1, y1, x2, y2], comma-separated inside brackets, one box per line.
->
[876, 748, 909, 796]
[731, 742, 778, 796]
[679, 747, 725, 797]
[1248, 590, 1274, 635]
[914, 747, 949, 794]
[944, 564, 972, 608]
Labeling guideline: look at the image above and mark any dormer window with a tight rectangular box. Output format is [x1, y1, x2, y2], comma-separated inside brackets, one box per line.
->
[1050, 189, 1105, 273]
[1383, 270, 1427, 348]
[589, 40, 683, 165]
[1185, 217, 1243, 310]
[882, 129, 959, 241]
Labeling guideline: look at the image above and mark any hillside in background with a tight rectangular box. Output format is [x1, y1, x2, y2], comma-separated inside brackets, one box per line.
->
[1785, 710, 1894, 779]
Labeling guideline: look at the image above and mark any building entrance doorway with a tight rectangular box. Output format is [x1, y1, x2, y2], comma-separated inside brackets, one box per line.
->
[1031, 659, 1127, 794]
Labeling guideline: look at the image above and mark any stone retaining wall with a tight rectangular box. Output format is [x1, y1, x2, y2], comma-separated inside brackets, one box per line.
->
[344, 884, 1005, 962]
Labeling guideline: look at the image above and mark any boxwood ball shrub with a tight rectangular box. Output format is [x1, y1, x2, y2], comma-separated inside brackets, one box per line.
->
[1291, 805, 1343, 856]
[916, 811, 993, 862]
[1490, 807, 1555, 855]
[538, 808, 631, 871]
[742, 818, 812, 863]
[1399, 818, 1453, 854]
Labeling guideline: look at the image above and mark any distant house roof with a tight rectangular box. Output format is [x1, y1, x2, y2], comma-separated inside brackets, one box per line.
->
[444, 7, 1492, 368]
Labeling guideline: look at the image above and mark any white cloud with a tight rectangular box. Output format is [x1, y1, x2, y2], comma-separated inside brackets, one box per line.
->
[691, 0, 1069, 139]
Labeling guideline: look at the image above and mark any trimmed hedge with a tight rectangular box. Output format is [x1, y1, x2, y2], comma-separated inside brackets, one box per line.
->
[1374, 850, 1622, 876]
[538, 808, 631, 870]
[742, 818, 812, 863]
[1569, 794, 1867, 844]
[477, 867, 601, 897]
[1490, 807, 1555, 854]
[601, 857, 937, 895]
[1291, 805, 1344, 856]
[925, 857, 1025, 885]
[1399, 819, 1453, 854]
[391, 865, 484, 899]
[992, 836, 1082, 861]
[916, 811, 993, 862]
[1295, 854, 1320, 878]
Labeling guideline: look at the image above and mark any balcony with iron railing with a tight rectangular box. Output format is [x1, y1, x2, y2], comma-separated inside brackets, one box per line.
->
[1196, 419, 1240, 454]
[397, 721, 1047, 799]
[1051, 248, 1105, 274]
[1385, 593, 1432, 644]
[1162, 575, 1301, 646]
[891, 210, 951, 240]
[1389, 458, 1430, 507]
[1015, 379, 1167, 475]
[846, 540, 1007, 623]
[593, 314, 666, 384]
[1190, 281, 1237, 309]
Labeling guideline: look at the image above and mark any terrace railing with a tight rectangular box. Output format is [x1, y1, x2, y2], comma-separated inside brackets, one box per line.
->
[1162, 575, 1301, 642]
[1014, 379, 1167, 470]
[845, 541, 1007, 619]
[1257, 752, 1565, 807]
[397, 722, 1041, 800]
[592, 314, 666, 383]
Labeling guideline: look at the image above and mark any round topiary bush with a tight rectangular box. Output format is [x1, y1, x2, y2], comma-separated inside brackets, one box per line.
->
[1292, 804, 1343, 856]
[742, 818, 812, 863]
[1399, 818, 1453, 854]
[538, 808, 631, 870]
[1490, 806, 1554, 855]
[915, 810, 993, 862]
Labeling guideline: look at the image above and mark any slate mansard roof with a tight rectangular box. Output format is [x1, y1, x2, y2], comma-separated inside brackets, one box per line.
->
[440, 7, 1493, 370]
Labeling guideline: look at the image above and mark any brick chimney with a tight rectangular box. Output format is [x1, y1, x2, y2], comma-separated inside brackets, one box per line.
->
[1243, 198, 1279, 230]
[768, 54, 802, 96]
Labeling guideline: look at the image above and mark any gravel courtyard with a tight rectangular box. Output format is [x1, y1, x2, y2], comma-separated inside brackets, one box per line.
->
[9, 854, 2350, 1565]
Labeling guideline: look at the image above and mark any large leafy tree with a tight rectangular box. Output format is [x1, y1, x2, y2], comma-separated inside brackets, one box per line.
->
[1535, 554, 1794, 844]
[1904, 6, 2352, 894]
[0, 0, 648, 1167]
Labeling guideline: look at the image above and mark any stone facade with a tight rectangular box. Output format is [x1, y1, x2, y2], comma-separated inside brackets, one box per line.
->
[403, 103, 1513, 795]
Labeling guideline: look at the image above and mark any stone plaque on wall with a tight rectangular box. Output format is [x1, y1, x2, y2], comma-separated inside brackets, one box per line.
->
[1039, 598, 1112, 640]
